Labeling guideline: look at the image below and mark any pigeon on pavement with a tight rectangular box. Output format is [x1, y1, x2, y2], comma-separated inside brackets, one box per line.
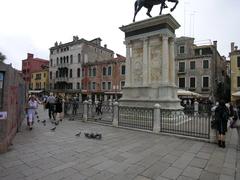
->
[50, 127, 56, 131]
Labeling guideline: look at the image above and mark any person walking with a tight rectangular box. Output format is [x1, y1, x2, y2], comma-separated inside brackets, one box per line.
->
[27, 95, 38, 130]
[47, 93, 56, 121]
[55, 96, 63, 124]
[215, 100, 229, 148]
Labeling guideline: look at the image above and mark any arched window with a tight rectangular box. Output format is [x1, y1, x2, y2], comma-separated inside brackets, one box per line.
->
[93, 67, 96, 76]
[60, 57, 63, 64]
[77, 68, 81, 77]
[70, 55, 73, 64]
[121, 65, 126, 75]
[57, 57, 59, 65]
[70, 69, 72, 78]
[102, 67, 107, 76]
[78, 53, 81, 63]
[66, 56, 69, 63]
[107, 66, 112, 76]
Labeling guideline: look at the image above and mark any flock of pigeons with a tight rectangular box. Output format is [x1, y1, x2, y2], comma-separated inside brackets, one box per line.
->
[35, 113, 102, 140]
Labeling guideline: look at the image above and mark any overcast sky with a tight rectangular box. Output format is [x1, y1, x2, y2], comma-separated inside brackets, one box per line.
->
[0, 0, 239, 70]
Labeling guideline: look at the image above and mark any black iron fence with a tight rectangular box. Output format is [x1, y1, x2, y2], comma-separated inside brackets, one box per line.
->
[64, 101, 84, 120]
[160, 109, 211, 139]
[118, 106, 154, 131]
[87, 102, 113, 124]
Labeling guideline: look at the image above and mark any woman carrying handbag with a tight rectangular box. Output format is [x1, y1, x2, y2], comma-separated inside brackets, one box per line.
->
[229, 105, 240, 150]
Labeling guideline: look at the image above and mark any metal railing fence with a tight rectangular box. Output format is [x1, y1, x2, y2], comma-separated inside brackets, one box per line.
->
[118, 106, 154, 131]
[160, 109, 211, 139]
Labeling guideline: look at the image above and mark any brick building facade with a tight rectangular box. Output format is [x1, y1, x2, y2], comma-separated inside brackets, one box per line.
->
[82, 54, 126, 101]
[22, 53, 49, 89]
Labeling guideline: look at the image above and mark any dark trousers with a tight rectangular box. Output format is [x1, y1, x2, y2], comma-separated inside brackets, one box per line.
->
[48, 104, 55, 120]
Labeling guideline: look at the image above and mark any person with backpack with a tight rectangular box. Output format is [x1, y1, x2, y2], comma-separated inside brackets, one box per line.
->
[215, 100, 229, 148]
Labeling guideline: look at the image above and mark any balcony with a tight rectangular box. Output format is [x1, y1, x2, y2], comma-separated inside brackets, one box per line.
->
[57, 63, 69, 68]
[177, 71, 186, 75]
[201, 87, 210, 92]
[55, 77, 69, 82]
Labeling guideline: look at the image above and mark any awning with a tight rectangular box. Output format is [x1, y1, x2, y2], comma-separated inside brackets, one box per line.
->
[177, 89, 202, 98]
[232, 91, 240, 97]
[28, 90, 43, 94]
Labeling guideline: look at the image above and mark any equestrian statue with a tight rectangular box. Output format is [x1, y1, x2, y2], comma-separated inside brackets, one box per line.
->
[133, 0, 179, 22]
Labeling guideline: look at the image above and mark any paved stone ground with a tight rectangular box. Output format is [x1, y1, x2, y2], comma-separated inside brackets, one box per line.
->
[0, 105, 239, 180]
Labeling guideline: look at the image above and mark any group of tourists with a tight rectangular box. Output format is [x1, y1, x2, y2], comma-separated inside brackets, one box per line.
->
[212, 100, 240, 149]
[25, 93, 64, 130]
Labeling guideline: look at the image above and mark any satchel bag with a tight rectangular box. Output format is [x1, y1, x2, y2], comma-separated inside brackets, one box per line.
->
[230, 119, 240, 128]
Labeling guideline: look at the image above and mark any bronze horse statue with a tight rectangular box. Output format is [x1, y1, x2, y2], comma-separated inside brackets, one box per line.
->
[133, 0, 179, 22]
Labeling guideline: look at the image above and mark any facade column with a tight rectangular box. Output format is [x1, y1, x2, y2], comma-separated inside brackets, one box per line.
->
[143, 38, 149, 86]
[169, 38, 175, 85]
[125, 41, 132, 87]
[162, 35, 169, 84]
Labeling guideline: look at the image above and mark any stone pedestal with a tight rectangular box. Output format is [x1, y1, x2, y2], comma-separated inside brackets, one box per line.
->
[119, 14, 182, 109]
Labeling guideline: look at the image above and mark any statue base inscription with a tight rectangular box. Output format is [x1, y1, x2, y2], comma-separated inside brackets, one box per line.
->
[119, 14, 182, 109]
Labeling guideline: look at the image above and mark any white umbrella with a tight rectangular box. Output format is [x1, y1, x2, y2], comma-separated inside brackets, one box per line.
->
[177, 89, 202, 98]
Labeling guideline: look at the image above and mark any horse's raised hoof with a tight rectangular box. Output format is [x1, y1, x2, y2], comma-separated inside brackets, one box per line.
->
[170, 8, 174, 12]
[146, 13, 152, 18]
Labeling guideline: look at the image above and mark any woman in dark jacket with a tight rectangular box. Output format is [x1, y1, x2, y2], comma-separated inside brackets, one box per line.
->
[55, 96, 63, 124]
[215, 100, 229, 148]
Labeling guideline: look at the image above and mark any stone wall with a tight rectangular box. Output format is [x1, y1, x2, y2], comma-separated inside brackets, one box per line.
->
[0, 62, 26, 153]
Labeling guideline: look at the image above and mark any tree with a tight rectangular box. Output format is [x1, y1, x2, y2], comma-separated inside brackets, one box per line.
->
[0, 52, 6, 62]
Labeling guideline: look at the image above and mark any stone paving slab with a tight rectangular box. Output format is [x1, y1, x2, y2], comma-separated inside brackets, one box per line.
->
[0, 105, 239, 180]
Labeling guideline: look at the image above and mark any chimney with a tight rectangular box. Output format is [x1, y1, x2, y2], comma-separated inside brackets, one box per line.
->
[27, 53, 34, 59]
[235, 46, 238, 51]
[231, 42, 235, 52]
[104, 44, 107, 48]
[213, 41, 217, 49]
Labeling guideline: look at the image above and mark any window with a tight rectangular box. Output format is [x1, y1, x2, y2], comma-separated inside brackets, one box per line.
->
[50, 59, 53, 66]
[92, 67, 96, 77]
[237, 77, 240, 87]
[179, 46, 185, 54]
[103, 67, 107, 76]
[77, 68, 80, 77]
[203, 60, 209, 69]
[121, 81, 125, 89]
[102, 82, 106, 90]
[60, 57, 63, 64]
[190, 61, 195, 70]
[50, 71, 52, 80]
[57, 58, 59, 65]
[237, 57, 240, 67]
[190, 77, 195, 88]
[77, 82, 80, 89]
[178, 62, 185, 72]
[107, 82, 111, 90]
[63, 56, 66, 63]
[178, 78, 185, 88]
[70, 55, 73, 64]
[56, 71, 58, 78]
[78, 53, 81, 63]
[121, 65, 126, 75]
[107, 66, 112, 76]
[66, 56, 69, 63]
[203, 76, 209, 88]
[88, 67, 92, 76]
[82, 68, 84, 77]
[92, 82, 96, 90]
[70, 69, 72, 78]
